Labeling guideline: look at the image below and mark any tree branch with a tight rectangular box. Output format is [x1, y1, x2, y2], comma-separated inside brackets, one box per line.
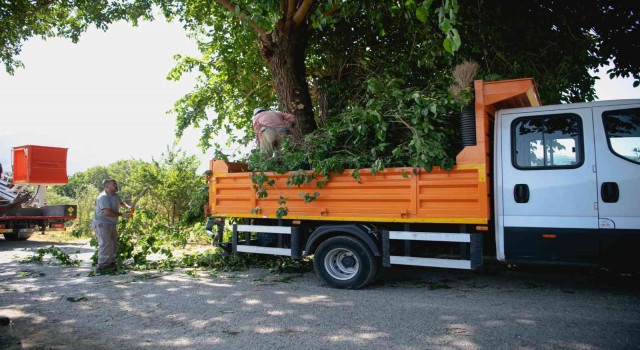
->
[243, 80, 272, 101]
[287, 0, 296, 19]
[214, 0, 268, 39]
[292, 0, 314, 26]
[323, 3, 339, 17]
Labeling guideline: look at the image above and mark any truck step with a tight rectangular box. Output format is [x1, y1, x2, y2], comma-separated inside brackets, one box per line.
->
[232, 224, 301, 259]
[383, 230, 483, 270]
[389, 256, 472, 269]
[236, 245, 292, 256]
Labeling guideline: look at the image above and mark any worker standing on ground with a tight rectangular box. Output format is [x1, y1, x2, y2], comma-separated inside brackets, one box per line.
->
[92, 179, 131, 274]
[252, 107, 297, 156]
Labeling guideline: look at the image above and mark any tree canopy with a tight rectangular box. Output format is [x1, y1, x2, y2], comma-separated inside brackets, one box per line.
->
[2, 1, 638, 171]
[456, 0, 640, 103]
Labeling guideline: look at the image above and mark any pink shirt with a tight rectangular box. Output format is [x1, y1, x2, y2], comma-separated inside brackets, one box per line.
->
[252, 111, 296, 140]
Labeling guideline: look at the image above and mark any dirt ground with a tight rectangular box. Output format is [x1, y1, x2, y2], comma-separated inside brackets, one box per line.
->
[1, 235, 639, 350]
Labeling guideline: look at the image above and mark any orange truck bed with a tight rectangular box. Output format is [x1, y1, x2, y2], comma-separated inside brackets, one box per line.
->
[206, 79, 541, 225]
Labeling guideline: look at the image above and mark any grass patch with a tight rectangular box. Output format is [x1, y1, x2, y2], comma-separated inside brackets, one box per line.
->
[42, 230, 89, 242]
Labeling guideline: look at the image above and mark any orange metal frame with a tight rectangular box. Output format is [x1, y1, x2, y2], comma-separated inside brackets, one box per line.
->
[207, 79, 540, 225]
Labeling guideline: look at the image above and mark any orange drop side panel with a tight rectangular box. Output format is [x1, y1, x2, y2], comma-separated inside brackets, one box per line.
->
[208, 161, 489, 224]
[12, 145, 69, 185]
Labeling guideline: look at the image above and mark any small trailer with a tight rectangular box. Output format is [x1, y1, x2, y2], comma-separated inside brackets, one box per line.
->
[0, 145, 77, 241]
[204, 78, 640, 289]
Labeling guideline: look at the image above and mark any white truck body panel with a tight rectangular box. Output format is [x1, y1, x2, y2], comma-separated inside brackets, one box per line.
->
[495, 100, 640, 262]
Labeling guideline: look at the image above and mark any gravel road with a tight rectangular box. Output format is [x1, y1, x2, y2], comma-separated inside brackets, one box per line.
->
[1, 236, 639, 350]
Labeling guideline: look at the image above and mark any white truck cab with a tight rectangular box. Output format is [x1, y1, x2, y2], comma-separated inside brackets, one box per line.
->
[495, 100, 640, 265]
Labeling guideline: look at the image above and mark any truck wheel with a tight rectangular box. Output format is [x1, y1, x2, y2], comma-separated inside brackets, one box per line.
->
[313, 236, 379, 289]
[3, 233, 30, 241]
[3, 226, 31, 241]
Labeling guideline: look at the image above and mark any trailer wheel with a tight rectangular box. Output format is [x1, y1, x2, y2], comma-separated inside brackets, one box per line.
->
[313, 236, 378, 289]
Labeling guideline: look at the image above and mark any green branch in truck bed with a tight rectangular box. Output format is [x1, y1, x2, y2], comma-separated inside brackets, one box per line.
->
[243, 75, 467, 211]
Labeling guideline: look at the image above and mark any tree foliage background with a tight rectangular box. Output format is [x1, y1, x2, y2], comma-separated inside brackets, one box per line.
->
[0, 0, 640, 145]
[52, 147, 207, 238]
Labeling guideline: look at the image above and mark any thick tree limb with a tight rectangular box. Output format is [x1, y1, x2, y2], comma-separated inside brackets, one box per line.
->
[214, 0, 268, 39]
[292, 0, 314, 26]
[287, 0, 296, 19]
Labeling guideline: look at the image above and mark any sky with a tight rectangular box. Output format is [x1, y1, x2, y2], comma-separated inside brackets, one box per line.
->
[0, 19, 207, 174]
[1, 18, 639, 175]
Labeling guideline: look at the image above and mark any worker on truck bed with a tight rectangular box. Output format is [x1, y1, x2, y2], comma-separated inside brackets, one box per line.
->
[0, 162, 30, 215]
[91, 179, 131, 274]
[252, 107, 297, 156]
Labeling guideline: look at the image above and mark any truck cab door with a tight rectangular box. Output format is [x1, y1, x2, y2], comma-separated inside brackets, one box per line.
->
[496, 108, 600, 264]
[592, 104, 640, 263]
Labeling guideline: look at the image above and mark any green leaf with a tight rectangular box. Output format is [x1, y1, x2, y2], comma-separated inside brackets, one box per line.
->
[440, 19, 452, 33]
[416, 6, 429, 23]
[450, 29, 461, 52]
[443, 36, 454, 54]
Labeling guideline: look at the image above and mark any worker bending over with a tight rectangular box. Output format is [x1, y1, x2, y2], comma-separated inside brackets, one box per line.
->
[252, 107, 297, 156]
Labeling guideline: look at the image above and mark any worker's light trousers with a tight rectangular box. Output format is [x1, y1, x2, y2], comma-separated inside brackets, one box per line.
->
[259, 129, 289, 157]
[93, 223, 118, 269]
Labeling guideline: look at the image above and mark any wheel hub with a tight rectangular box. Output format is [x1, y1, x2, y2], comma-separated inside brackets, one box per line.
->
[341, 255, 356, 268]
[324, 247, 360, 281]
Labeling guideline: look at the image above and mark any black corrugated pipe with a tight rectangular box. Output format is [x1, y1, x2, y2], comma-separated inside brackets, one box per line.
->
[460, 103, 476, 146]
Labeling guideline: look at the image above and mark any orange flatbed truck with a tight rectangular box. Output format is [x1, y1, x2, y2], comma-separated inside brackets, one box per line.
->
[0, 146, 77, 241]
[204, 78, 640, 289]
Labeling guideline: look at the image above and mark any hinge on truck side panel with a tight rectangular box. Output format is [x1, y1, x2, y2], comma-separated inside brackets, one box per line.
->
[592, 165, 597, 173]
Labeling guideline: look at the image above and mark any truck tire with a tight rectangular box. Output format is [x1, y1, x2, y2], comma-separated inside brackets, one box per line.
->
[3, 226, 32, 241]
[313, 236, 379, 289]
[3, 233, 29, 241]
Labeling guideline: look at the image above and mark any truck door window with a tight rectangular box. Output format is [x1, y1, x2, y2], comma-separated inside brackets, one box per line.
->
[603, 108, 640, 165]
[512, 114, 583, 169]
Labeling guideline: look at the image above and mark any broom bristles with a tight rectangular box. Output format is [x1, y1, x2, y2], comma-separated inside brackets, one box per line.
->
[451, 60, 479, 97]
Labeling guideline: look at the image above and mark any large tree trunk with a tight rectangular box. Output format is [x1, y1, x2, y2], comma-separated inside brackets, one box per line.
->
[261, 20, 316, 136]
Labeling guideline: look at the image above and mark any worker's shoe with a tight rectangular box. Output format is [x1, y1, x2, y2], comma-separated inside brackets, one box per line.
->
[95, 265, 116, 275]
